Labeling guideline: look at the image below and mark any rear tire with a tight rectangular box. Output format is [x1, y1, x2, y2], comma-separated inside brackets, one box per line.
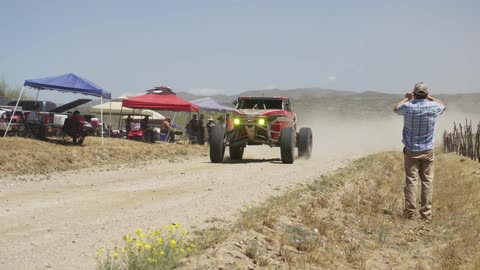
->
[280, 127, 295, 164]
[209, 125, 226, 163]
[298, 127, 313, 158]
[229, 145, 244, 160]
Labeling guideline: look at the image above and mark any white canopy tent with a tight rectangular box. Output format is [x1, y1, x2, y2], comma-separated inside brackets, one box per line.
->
[87, 101, 165, 119]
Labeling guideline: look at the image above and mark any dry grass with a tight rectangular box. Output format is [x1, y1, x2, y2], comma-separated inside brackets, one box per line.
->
[191, 226, 230, 251]
[184, 151, 480, 269]
[0, 137, 206, 178]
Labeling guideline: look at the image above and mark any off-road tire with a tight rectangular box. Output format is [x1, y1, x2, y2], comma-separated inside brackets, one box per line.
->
[298, 127, 313, 158]
[209, 125, 226, 163]
[229, 145, 244, 160]
[280, 127, 295, 164]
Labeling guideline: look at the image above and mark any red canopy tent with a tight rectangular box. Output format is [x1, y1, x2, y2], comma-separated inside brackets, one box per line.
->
[122, 93, 199, 112]
[121, 92, 198, 142]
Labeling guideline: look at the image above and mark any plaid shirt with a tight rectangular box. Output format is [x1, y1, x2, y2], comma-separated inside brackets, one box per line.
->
[396, 99, 445, 151]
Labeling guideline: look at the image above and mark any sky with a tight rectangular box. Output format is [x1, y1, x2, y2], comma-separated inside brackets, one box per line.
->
[0, 0, 479, 102]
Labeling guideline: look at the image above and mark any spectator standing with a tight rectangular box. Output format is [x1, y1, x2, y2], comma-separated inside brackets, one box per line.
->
[393, 82, 446, 221]
[26, 104, 45, 139]
[186, 114, 200, 144]
[198, 114, 205, 145]
[217, 116, 225, 128]
[125, 115, 132, 133]
[206, 117, 216, 144]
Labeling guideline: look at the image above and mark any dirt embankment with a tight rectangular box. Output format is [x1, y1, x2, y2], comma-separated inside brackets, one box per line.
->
[182, 152, 480, 270]
[0, 137, 206, 179]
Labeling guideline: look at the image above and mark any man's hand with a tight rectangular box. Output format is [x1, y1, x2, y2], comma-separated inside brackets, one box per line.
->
[394, 92, 413, 113]
[426, 95, 447, 109]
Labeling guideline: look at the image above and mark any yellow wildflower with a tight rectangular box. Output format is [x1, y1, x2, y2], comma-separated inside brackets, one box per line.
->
[139, 233, 145, 238]
[181, 230, 187, 236]
[95, 248, 105, 257]
[160, 251, 165, 256]
[180, 248, 185, 253]
[111, 252, 119, 259]
[157, 237, 163, 244]
[170, 239, 177, 246]
[135, 228, 142, 235]
[144, 244, 151, 250]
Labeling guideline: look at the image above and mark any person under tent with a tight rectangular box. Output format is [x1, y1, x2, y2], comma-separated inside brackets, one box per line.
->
[160, 118, 175, 143]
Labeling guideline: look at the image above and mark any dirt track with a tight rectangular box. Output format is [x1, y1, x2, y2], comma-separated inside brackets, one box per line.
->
[0, 147, 354, 270]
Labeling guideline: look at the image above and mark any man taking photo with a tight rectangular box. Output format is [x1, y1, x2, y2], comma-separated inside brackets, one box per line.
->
[394, 82, 446, 222]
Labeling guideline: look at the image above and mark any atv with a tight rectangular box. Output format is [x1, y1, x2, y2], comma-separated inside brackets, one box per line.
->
[209, 96, 313, 164]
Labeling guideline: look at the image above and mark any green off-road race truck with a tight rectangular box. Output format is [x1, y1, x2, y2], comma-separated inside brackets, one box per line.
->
[209, 96, 313, 164]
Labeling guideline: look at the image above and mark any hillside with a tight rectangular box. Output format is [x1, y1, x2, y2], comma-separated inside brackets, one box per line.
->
[177, 88, 480, 118]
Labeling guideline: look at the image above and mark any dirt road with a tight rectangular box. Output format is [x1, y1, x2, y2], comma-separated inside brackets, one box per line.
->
[0, 147, 350, 270]
[0, 118, 404, 270]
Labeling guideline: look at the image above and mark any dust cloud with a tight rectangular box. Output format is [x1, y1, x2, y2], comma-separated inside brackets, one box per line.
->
[297, 108, 480, 160]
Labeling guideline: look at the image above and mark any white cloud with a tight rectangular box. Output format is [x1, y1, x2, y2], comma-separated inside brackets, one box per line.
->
[328, 76, 337, 81]
[186, 88, 225, 96]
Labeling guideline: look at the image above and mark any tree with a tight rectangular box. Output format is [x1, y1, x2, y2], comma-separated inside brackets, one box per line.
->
[0, 79, 7, 98]
[0, 79, 31, 101]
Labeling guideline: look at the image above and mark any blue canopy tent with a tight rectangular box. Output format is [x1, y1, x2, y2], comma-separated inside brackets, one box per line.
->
[4, 73, 111, 144]
[190, 97, 234, 112]
[23, 73, 111, 99]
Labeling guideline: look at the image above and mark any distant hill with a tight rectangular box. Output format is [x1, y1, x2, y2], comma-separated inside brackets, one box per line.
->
[177, 88, 356, 104]
[178, 88, 480, 118]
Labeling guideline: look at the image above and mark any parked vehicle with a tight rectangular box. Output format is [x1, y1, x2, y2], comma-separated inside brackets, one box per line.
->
[209, 96, 313, 164]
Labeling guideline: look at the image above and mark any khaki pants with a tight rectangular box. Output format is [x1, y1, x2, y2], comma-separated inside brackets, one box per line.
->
[403, 147, 434, 219]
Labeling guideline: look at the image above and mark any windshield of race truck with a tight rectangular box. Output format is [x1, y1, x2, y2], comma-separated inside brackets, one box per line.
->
[237, 99, 283, 110]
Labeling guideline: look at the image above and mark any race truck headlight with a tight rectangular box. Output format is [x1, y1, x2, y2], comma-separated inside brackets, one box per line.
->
[258, 118, 266, 125]
[233, 118, 241, 125]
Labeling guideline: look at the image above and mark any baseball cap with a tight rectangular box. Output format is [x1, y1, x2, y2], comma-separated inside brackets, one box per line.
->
[414, 82, 428, 95]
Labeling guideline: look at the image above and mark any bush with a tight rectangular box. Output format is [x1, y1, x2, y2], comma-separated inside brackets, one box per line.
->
[96, 224, 196, 270]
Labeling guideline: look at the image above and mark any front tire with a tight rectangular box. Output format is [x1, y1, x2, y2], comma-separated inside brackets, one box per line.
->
[209, 125, 226, 163]
[280, 127, 295, 164]
[229, 145, 244, 160]
[298, 127, 313, 158]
